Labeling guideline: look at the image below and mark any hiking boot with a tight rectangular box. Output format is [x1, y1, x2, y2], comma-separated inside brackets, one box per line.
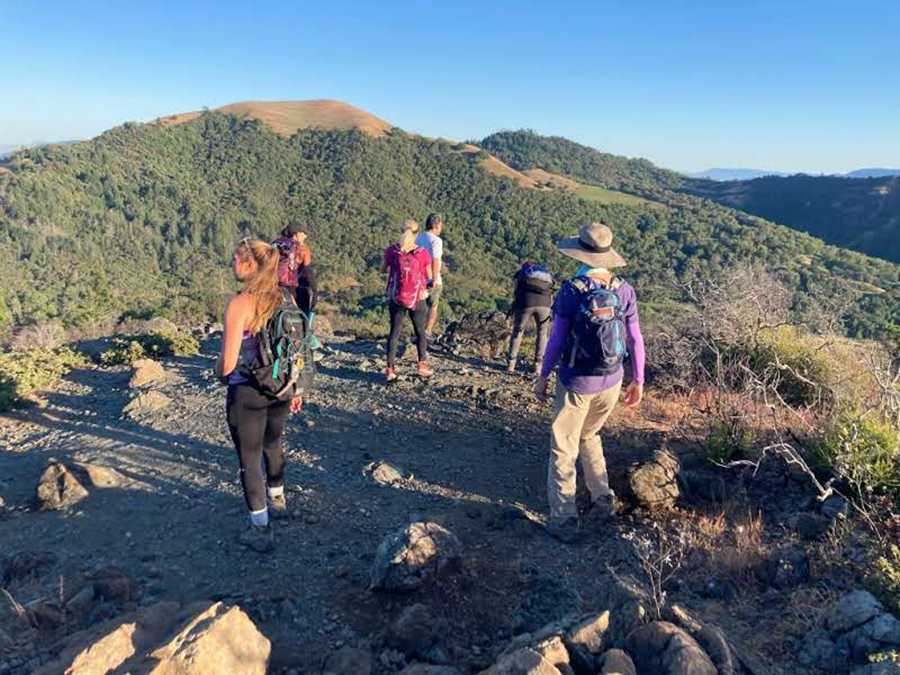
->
[533, 362, 542, 376]
[268, 493, 289, 520]
[506, 360, 517, 373]
[586, 493, 618, 521]
[385, 367, 398, 382]
[417, 361, 434, 378]
[238, 523, 274, 553]
[547, 516, 581, 543]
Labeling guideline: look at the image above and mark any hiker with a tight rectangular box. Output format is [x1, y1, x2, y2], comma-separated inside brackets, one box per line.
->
[215, 238, 304, 553]
[507, 260, 554, 374]
[382, 220, 434, 381]
[534, 222, 645, 542]
[415, 213, 445, 341]
[272, 223, 312, 296]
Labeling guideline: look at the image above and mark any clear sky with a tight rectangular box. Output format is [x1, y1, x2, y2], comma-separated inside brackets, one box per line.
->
[2, 1, 898, 174]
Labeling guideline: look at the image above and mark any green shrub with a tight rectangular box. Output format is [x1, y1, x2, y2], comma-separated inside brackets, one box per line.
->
[0, 347, 87, 411]
[704, 419, 756, 464]
[100, 329, 199, 365]
[812, 413, 900, 501]
[869, 544, 900, 615]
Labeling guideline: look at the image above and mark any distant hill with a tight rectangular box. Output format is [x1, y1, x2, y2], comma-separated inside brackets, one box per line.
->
[688, 168, 789, 181]
[154, 99, 393, 137]
[844, 168, 900, 179]
[0, 113, 898, 340]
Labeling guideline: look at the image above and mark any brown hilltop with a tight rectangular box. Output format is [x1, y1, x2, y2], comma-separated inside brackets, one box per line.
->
[155, 99, 393, 137]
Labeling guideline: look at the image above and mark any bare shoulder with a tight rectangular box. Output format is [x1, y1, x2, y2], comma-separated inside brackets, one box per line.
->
[224, 293, 253, 324]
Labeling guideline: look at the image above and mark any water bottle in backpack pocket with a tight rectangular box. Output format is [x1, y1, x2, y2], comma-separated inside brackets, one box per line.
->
[565, 276, 627, 376]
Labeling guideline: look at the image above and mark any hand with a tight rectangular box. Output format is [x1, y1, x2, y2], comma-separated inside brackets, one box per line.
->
[622, 382, 643, 407]
[289, 396, 303, 414]
[533, 377, 550, 402]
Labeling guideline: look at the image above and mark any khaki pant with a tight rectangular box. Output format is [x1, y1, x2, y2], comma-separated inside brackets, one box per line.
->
[548, 380, 622, 519]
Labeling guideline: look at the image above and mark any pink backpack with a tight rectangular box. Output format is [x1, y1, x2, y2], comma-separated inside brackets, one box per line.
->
[389, 247, 426, 309]
[273, 237, 301, 288]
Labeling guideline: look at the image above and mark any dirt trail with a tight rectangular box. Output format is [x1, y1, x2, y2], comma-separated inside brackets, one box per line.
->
[1, 336, 666, 672]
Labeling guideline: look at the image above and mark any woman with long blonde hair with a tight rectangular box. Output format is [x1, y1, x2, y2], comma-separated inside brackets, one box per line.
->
[381, 220, 434, 381]
[215, 237, 302, 553]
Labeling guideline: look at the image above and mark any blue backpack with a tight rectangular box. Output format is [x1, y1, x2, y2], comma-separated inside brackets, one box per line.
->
[565, 276, 627, 376]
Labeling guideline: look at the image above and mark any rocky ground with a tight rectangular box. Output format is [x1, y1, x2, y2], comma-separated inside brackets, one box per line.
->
[0, 325, 898, 674]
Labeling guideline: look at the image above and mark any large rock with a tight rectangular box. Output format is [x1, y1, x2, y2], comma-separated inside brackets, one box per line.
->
[323, 646, 372, 675]
[35, 461, 126, 510]
[839, 612, 900, 663]
[129, 358, 166, 388]
[2, 550, 58, 583]
[787, 512, 832, 540]
[828, 591, 889, 633]
[627, 621, 716, 675]
[124, 391, 172, 416]
[565, 611, 609, 673]
[36, 601, 270, 675]
[366, 460, 406, 486]
[370, 522, 463, 592]
[479, 647, 563, 675]
[532, 636, 570, 671]
[625, 448, 680, 510]
[598, 649, 637, 675]
[852, 663, 900, 675]
[798, 628, 848, 671]
[436, 311, 510, 358]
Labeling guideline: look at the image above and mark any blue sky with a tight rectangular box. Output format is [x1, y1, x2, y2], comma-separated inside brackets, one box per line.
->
[2, 1, 898, 173]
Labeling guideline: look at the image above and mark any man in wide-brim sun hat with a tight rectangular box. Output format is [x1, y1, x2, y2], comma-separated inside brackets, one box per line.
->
[534, 221, 646, 543]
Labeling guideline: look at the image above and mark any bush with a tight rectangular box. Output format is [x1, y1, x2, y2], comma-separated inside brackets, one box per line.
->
[0, 347, 87, 411]
[869, 544, 900, 615]
[812, 413, 900, 501]
[704, 419, 757, 464]
[100, 329, 199, 365]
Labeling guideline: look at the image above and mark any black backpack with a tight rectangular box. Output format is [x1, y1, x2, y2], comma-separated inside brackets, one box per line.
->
[564, 276, 627, 376]
[519, 263, 554, 294]
[239, 289, 316, 399]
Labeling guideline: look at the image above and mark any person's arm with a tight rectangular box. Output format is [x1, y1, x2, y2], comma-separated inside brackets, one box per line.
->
[381, 247, 392, 274]
[432, 238, 443, 283]
[622, 291, 645, 406]
[534, 314, 570, 400]
[215, 295, 248, 378]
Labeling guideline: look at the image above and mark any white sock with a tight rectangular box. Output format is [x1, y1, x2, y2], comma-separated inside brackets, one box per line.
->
[250, 508, 269, 528]
[268, 485, 284, 498]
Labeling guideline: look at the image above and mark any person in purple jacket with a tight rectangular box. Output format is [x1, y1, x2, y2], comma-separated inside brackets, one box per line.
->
[534, 222, 645, 542]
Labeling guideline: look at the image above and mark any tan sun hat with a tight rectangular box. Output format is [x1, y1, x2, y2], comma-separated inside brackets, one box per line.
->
[557, 221, 626, 268]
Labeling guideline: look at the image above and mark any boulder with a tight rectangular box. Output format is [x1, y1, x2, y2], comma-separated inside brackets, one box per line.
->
[532, 636, 570, 671]
[367, 460, 406, 486]
[142, 601, 270, 674]
[2, 550, 58, 583]
[35, 461, 126, 510]
[479, 647, 563, 675]
[694, 623, 738, 675]
[36, 601, 269, 675]
[323, 646, 372, 675]
[839, 612, 900, 663]
[625, 448, 680, 510]
[370, 522, 463, 592]
[436, 311, 510, 358]
[129, 358, 166, 388]
[36, 462, 89, 510]
[627, 621, 716, 675]
[564, 611, 609, 673]
[124, 391, 172, 416]
[756, 546, 810, 588]
[798, 628, 848, 670]
[142, 317, 179, 334]
[828, 591, 888, 633]
[92, 565, 133, 603]
[598, 649, 637, 675]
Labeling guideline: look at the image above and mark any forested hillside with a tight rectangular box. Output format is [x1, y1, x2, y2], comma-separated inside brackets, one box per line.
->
[0, 113, 898, 339]
[483, 130, 900, 266]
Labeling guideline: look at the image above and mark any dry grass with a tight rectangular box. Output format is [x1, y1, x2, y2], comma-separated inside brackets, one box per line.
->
[683, 502, 769, 583]
[155, 100, 393, 137]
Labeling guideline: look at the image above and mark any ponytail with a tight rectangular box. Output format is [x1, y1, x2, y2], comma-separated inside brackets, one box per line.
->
[235, 238, 282, 333]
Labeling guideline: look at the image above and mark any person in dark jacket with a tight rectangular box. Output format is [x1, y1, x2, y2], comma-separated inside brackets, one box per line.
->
[507, 261, 554, 374]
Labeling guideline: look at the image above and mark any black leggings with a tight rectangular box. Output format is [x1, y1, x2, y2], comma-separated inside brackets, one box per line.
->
[226, 384, 290, 512]
[387, 300, 427, 368]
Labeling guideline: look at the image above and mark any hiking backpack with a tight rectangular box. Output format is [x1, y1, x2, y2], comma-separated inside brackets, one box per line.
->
[389, 247, 426, 309]
[520, 263, 554, 294]
[564, 275, 627, 376]
[273, 236, 302, 288]
[239, 288, 316, 399]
